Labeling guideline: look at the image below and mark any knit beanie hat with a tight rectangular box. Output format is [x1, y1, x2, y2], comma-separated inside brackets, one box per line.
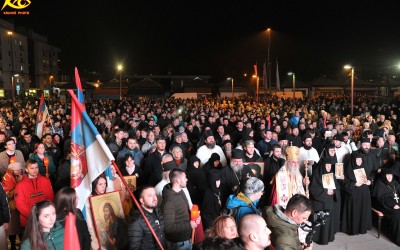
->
[244, 177, 264, 195]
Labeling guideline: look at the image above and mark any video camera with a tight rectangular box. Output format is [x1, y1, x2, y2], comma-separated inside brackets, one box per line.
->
[300, 210, 330, 247]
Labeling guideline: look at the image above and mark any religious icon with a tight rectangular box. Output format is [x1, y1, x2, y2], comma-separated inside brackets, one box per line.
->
[322, 173, 336, 189]
[123, 175, 137, 192]
[335, 163, 344, 178]
[90, 191, 127, 250]
[353, 168, 367, 184]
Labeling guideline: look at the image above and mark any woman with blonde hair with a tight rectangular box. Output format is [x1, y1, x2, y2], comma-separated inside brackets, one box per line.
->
[205, 215, 238, 240]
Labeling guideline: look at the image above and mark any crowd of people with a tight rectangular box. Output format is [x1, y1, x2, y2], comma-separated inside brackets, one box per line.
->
[0, 93, 400, 250]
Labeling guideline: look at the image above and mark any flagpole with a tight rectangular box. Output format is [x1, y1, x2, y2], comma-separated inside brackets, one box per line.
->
[111, 160, 165, 250]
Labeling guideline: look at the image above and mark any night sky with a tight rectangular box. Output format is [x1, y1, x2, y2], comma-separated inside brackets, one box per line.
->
[5, 0, 400, 82]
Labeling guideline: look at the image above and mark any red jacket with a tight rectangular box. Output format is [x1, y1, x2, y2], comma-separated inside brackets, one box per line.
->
[14, 175, 54, 227]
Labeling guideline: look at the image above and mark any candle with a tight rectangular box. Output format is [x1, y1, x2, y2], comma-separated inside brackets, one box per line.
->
[9, 156, 16, 163]
[43, 157, 49, 177]
[191, 204, 200, 221]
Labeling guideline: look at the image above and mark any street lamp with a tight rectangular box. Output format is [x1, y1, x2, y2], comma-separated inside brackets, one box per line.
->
[227, 77, 234, 98]
[266, 28, 271, 90]
[117, 64, 123, 100]
[7, 31, 15, 104]
[288, 72, 295, 100]
[344, 65, 354, 115]
[49, 75, 53, 96]
[252, 75, 260, 104]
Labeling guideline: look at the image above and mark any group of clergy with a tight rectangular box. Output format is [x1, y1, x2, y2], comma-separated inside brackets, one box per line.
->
[266, 133, 400, 246]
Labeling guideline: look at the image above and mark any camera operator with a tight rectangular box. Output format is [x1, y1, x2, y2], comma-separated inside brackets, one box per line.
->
[263, 194, 313, 250]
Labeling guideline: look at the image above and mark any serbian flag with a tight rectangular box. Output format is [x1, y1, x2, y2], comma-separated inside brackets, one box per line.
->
[68, 90, 114, 209]
[253, 64, 258, 77]
[64, 212, 81, 250]
[35, 94, 49, 138]
[74, 67, 114, 192]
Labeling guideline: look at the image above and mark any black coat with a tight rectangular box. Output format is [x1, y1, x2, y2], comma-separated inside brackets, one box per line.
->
[144, 150, 165, 186]
[372, 172, 400, 246]
[201, 169, 222, 230]
[186, 156, 207, 207]
[128, 207, 166, 250]
[341, 154, 372, 235]
[309, 162, 341, 244]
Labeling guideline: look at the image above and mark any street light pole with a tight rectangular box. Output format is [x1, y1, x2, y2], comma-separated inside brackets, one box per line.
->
[350, 68, 354, 115]
[117, 64, 123, 101]
[256, 76, 259, 104]
[227, 77, 234, 98]
[344, 65, 354, 115]
[288, 72, 295, 100]
[267, 28, 271, 91]
[7, 31, 15, 104]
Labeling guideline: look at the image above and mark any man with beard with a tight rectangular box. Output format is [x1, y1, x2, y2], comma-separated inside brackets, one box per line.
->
[128, 186, 166, 250]
[220, 149, 254, 205]
[116, 137, 144, 169]
[278, 134, 289, 158]
[264, 145, 286, 204]
[144, 136, 167, 186]
[299, 134, 320, 177]
[356, 137, 379, 183]
[270, 145, 307, 208]
[196, 130, 227, 167]
[288, 125, 302, 148]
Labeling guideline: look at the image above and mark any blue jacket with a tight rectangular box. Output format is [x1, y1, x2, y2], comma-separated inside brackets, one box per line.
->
[116, 147, 144, 168]
[226, 192, 260, 224]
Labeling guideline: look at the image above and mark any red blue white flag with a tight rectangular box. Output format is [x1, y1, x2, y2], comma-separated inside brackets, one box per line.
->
[68, 90, 114, 209]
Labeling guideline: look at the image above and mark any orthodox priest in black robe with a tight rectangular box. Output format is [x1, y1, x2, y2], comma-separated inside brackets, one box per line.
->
[263, 144, 286, 205]
[341, 150, 372, 235]
[372, 167, 400, 246]
[309, 157, 341, 244]
[220, 149, 254, 205]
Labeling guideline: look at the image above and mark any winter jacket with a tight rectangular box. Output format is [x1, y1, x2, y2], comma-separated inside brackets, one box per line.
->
[226, 192, 260, 224]
[14, 175, 54, 227]
[263, 205, 302, 250]
[1, 169, 20, 209]
[116, 147, 144, 168]
[128, 207, 166, 250]
[21, 221, 64, 250]
[161, 184, 192, 243]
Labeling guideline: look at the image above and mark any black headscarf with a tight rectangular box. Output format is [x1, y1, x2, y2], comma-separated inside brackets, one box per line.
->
[372, 166, 400, 211]
[207, 168, 222, 194]
[186, 155, 202, 178]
